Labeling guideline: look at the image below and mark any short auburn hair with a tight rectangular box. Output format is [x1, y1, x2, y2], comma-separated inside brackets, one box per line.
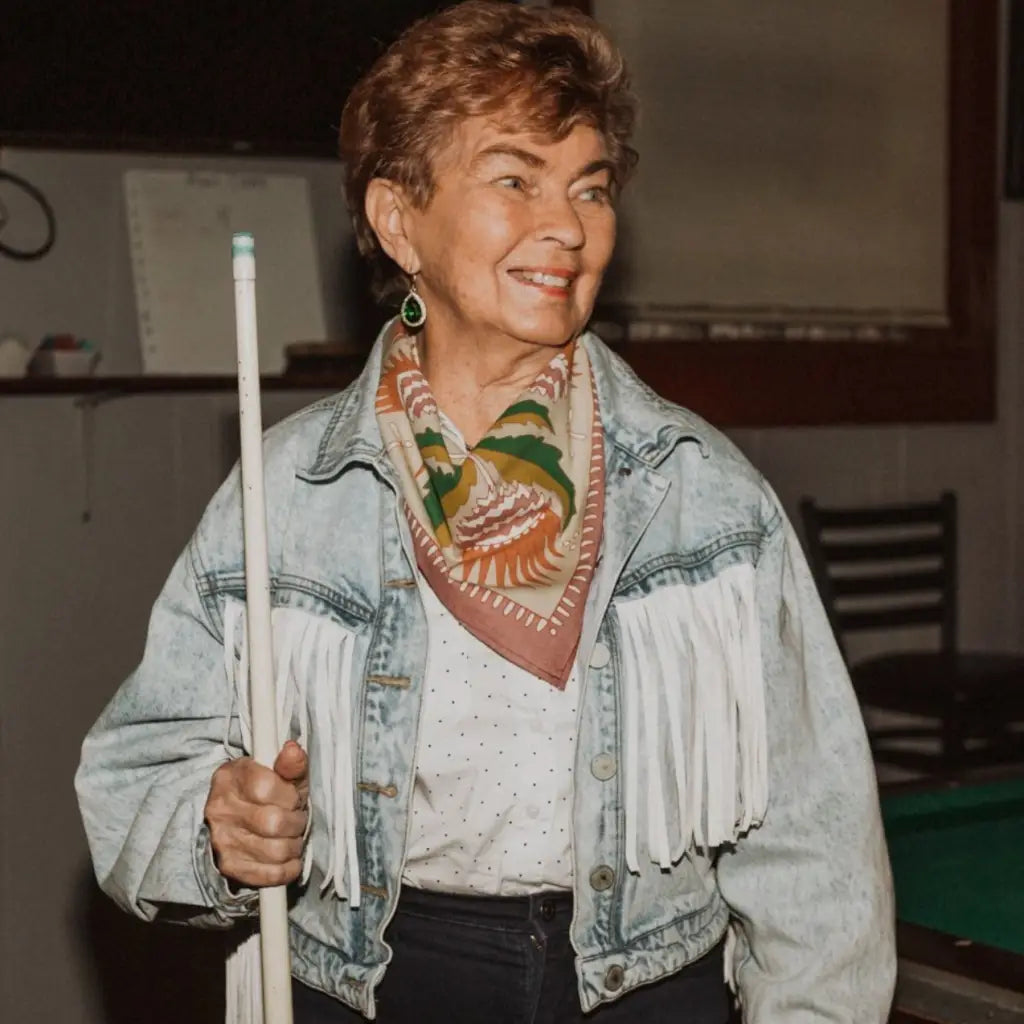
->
[339, 0, 638, 300]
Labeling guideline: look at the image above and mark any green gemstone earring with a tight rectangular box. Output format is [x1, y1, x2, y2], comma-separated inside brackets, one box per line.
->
[400, 277, 427, 330]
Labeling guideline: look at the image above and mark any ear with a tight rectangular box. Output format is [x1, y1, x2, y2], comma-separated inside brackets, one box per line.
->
[364, 179, 421, 277]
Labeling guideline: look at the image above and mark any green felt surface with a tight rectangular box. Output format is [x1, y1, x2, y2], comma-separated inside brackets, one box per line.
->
[881, 778, 1024, 954]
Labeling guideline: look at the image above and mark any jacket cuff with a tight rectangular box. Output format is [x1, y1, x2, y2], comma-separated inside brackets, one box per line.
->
[194, 822, 260, 919]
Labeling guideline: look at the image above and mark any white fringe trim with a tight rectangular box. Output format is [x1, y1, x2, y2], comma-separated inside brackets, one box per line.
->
[222, 599, 362, 1024]
[225, 932, 263, 1024]
[723, 920, 742, 996]
[616, 563, 768, 872]
[223, 598, 362, 903]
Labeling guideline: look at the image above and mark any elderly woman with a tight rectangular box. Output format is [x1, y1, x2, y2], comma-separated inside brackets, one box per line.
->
[76, 3, 895, 1022]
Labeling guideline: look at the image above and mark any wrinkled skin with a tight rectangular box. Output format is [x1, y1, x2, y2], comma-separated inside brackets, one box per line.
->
[205, 740, 309, 888]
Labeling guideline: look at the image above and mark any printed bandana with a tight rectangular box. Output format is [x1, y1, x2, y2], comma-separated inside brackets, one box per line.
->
[375, 329, 605, 689]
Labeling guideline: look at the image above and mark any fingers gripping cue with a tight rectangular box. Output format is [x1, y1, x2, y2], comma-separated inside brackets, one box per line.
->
[205, 751, 308, 888]
[234, 231, 294, 1024]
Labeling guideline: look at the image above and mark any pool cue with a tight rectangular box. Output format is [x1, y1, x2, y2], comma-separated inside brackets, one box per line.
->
[232, 231, 294, 1024]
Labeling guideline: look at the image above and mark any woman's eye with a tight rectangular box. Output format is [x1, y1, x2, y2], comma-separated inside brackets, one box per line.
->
[496, 176, 526, 191]
[578, 185, 611, 204]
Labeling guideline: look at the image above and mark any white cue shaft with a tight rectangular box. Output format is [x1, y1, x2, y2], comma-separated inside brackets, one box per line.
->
[232, 231, 294, 1024]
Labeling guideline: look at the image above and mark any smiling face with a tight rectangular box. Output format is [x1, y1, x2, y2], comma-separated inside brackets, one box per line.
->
[382, 118, 617, 356]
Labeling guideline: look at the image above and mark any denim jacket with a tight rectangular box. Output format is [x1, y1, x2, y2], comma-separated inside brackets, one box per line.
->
[76, 330, 896, 1021]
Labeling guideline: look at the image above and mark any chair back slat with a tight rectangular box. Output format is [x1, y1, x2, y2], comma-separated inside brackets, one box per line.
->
[796, 492, 1024, 774]
[835, 605, 944, 632]
[813, 502, 945, 529]
[830, 569, 945, 598]
[799, 491, 958, 655]
[821, 537, 944, 562]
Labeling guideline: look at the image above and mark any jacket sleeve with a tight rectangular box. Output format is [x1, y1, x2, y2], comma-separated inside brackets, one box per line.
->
[75, 489, 259, 929]
[715, 493, 896, 1021]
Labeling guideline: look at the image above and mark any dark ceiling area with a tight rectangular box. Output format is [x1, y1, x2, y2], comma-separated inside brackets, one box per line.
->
[1, 1, 454, 155]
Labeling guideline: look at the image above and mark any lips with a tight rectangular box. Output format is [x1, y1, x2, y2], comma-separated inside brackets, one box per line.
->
[509, 267, 578, 291]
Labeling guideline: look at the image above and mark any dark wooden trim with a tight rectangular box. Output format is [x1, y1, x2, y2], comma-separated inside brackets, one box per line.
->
[1005, 0, 1024, 197]
[603, 331, 994, 426]
[888, 1011, 948, 1024]
[947, 1, 999, 344]
[0, 130, 338, 161]
[897, 921, 1024, 996]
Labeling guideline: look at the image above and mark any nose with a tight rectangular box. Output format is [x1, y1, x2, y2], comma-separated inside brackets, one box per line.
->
[534, 192, 585, 250]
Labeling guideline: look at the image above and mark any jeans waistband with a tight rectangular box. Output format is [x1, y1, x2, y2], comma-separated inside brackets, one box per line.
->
[397, 884, 573, 923]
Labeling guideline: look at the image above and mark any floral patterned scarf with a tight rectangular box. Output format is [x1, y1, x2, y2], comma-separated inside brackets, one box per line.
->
[375, 328, 604, 689]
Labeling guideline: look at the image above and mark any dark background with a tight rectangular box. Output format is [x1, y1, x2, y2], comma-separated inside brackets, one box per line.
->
[1, 1, 455, 156]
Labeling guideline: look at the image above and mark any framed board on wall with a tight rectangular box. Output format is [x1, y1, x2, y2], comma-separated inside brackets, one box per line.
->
[575, 0, 997, 426]
[1006, 0, 1024, 198]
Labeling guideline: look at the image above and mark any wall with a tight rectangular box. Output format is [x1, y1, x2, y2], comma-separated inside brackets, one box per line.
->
[0, 147, 339, 1024]
[1, 15, 1022, 1024]
[0, 148, 362, 370]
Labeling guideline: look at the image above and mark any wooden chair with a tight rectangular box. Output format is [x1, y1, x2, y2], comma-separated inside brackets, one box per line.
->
[799, 492, 1024, 774]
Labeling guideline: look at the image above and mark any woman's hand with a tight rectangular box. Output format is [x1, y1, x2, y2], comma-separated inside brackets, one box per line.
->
[204, 740, 310, 888]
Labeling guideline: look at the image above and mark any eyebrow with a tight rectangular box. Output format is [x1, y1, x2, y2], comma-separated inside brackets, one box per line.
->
[472, 145, 547, 169]
[472, 146, 616, 182]
[576, 158, 616, 182]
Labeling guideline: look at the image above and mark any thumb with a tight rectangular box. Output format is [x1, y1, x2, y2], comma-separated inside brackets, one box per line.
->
[273, 740, 308, 783]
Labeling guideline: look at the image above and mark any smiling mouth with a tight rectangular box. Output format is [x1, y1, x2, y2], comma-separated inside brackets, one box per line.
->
[509, 268, 577, 295]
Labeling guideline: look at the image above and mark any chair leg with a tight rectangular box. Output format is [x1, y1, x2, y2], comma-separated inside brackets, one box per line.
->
[941, 711, 965, 773]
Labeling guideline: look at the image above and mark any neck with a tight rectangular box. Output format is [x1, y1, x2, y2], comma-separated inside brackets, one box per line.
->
[418, 325, 572, 446]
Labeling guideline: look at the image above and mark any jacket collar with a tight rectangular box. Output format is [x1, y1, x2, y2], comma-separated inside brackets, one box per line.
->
[584, 333, 710, 466]
[301, 323, 391, 483]
[300, 321, 710, 482]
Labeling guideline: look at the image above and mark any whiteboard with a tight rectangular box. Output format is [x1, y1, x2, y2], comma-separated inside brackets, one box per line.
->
[595, 0, 949, 326]
[125, 170, 326, 374]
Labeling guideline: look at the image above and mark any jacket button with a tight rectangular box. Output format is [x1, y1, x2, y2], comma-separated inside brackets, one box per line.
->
[589, 865, 615, 891]
[589, 642, 611, 669]
[604, 964, 625, 991]
[590, 753, 617, 780]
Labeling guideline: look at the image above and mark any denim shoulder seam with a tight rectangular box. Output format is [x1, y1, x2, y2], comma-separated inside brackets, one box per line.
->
[187, 536, 224, 645]
[756, 477, 785, 564]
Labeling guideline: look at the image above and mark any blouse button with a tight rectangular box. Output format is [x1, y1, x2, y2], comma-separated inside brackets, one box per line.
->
[589, 865, 615, 891]
[589, 642, 611, 669]
[590, 753, 617, 781]
[604, 964, 625, 991]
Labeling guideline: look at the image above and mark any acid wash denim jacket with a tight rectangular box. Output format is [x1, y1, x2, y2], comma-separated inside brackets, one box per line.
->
[76, 329, 896, 1022]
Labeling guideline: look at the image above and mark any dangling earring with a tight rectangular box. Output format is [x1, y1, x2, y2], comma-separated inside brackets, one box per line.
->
[400, 276, 427, 330]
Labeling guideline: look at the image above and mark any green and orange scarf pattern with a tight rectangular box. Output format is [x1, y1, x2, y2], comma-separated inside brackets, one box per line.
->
[375, 328, 604, 689]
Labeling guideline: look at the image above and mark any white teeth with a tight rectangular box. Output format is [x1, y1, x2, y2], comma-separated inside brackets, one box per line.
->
[519, 271, 571, 288]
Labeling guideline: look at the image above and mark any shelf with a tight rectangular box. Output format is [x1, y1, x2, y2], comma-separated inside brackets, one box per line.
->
[0, 366, 365, 397]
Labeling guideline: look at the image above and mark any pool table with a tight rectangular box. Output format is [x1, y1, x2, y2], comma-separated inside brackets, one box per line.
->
[880, 773, 1024, 1023]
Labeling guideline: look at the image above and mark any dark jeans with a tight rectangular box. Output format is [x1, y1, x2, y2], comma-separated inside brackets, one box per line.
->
[293, 886, 730, 1024]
